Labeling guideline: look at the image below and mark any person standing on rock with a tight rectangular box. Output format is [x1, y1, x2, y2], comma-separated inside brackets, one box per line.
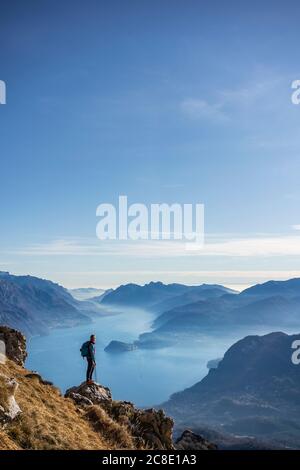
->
[80, 334, 96, 384]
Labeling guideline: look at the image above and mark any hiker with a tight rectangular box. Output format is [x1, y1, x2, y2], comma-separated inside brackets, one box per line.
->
[80, 334, 96, 384]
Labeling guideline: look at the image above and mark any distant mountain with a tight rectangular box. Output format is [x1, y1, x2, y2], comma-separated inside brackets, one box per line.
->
[151, 291, 238, 331]
[99, 281, 236, 312]
[240, 278, 300, 300]
[99, 281, 190, 309]
[162, 332, 300, 448]
[68, 287, 105, 301]
[151, 284, 237, 316]
[0, 272, 90, 336]
[89, 288, 113, 303]
[137, 278, 300, 348]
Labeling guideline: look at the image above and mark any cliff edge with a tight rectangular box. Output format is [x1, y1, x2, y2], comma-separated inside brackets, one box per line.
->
[0, 325, 215, 450]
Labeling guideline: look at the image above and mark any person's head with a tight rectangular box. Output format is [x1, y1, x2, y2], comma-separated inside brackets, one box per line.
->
[90, 334, 96, 344]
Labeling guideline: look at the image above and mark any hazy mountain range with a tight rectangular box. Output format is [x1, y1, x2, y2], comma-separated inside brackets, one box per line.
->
[2, 272, 300, 449]
[68, 287, 105, 301]
[161, 331, 300, 449]
[131, 279, 300, 348]
[0, 271, 91, 336]
[99, 281, 236, 312]
[2, 272, 300, 347]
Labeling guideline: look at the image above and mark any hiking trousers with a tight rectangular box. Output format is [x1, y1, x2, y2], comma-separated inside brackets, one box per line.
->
[86, 357, 95, 382]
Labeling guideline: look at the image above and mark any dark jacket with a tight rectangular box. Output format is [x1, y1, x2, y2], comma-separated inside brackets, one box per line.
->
[88, 341, 96, 362]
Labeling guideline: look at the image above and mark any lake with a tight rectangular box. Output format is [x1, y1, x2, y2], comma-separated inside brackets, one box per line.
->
[26, 307, 294, 407]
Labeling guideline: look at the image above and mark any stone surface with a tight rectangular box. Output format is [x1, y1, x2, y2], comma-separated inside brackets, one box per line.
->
[0, 374, 21, 426]
[65, 381, 112, 405]
[0, 326, 27, 366]
[175, 429, 217, 450]
[67, 392, 93, 407]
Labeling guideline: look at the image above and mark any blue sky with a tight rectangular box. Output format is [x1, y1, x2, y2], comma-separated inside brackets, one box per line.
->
[1, 0, 300, 289]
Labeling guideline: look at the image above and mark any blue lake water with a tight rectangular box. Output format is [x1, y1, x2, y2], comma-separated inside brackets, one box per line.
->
[26, 308, 295, 407]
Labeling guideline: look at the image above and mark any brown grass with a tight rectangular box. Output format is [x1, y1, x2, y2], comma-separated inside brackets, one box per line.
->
[0, 375, 9, 411]
[0, 430, 20, 450]
[0, 359, 127, 450]
[85, 405, 134, 449]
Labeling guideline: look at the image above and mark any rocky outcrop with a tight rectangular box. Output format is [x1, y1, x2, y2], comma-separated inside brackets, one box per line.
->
[0, 325, 215, 450]
[175, 429, 217, 450]
[0, 374, 21, 426]
[0, 326, 27, 366]
[65, 381, 112, 405]
[65, 381, 174, 449]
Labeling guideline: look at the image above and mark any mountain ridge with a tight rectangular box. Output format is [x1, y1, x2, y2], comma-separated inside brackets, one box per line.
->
[161, 331, 300, 448]
[0, 272, 91, 336]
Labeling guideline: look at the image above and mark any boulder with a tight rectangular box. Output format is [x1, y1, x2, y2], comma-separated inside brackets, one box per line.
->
[67, 392, 93, 407]
[0, 374, 21, 426]
[0, 326, 27, 366]
[65, 381, 112, 406]
[175, 429, 217, 450]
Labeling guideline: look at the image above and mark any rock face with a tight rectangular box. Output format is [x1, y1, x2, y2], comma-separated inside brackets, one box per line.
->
[65, 381, 112, 405]
[65, 381, 174, 449]
[0, 374, 21, 426]
[104, 340, 138, 353]
[0, 326, 27, 366]
[175, 430, 217, 450]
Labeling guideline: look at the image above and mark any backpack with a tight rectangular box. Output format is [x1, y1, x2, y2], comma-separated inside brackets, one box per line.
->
[80, 341, 90, 358]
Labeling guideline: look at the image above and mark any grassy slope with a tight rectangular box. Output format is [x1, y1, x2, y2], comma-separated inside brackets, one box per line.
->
[0, 359, 133, 450]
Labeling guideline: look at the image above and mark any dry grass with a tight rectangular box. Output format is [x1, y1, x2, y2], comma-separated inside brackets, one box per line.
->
[0, 375, 9, 411]
[85, 405, 134, 449]
[0, 359, 126, 450]
[0, 430, 20, 450]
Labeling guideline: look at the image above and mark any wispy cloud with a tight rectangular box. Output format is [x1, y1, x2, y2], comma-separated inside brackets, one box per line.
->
[8, 233, 300, 258]
[180, 98, 228, 123]
[180, 76, 286, 124]
[45, 268, 300, 290]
